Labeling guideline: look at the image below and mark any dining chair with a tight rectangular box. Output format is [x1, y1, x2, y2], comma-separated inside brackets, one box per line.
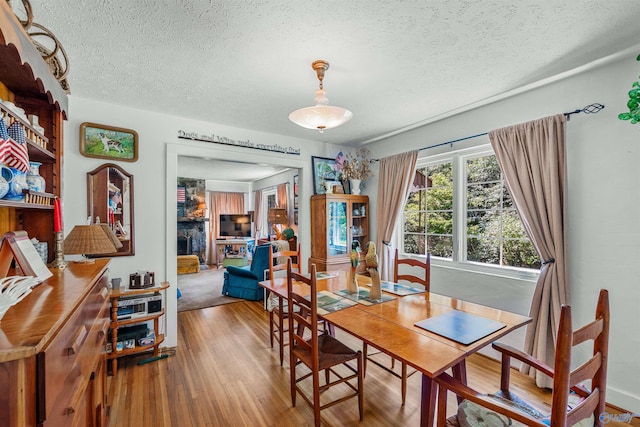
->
[435, 289, 609, 427]
[363, 248, 430, 405]
[287, 260, 364, 427]
[268, 242, 301, 366]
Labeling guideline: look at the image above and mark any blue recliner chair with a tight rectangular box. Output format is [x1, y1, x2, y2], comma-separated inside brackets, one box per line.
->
[222, 243, 270, 301]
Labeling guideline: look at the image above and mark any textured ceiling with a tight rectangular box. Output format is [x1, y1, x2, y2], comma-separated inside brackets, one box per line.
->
[25, 1, 640, 147]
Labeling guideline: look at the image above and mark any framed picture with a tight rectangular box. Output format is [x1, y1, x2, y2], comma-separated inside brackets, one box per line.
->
[294, 196, 299, 209]
[79, 122, 138, 162]
[312, 156, 340, 195]
[294, 210, 298, 225]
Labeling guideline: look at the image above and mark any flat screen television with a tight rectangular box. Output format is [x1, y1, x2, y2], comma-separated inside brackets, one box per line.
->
[218, 214, 252, 238]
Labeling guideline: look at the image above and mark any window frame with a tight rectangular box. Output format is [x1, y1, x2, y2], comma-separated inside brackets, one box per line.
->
[399, 143, 540, 281]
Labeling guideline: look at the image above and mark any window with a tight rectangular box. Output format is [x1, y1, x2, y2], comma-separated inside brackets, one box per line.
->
[402, 147, 540, 271]
[403, 162, 453, 258]
[261, 189, 277, 237]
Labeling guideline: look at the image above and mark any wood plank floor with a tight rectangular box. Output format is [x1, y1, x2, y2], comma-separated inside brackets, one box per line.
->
[107, 301, 638, 426]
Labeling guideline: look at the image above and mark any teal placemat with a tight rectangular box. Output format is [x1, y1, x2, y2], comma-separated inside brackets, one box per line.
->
[362, 281, 425, 296]
[333, 288, 396, 305]
[311, 290, 357, 315]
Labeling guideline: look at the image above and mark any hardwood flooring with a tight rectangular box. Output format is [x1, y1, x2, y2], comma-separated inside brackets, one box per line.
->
[108, 301, 637, 426]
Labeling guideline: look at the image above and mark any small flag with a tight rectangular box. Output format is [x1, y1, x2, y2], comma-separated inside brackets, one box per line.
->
[4, 122, 29, 173]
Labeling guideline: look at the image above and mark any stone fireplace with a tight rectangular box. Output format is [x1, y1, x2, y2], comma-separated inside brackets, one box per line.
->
[177, 218, 208, 264]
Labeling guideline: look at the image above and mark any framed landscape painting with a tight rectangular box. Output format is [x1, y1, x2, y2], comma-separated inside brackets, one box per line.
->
[312, 156, 340, 194]
[80, 122, 138, 162]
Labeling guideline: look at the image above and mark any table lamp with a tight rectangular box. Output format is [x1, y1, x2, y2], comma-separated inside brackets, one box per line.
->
[267, 208, 288, 240]
[64, 224, 120, 262]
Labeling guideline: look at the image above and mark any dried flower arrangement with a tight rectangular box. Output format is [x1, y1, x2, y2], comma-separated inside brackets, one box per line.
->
[341, 148, 372, 181]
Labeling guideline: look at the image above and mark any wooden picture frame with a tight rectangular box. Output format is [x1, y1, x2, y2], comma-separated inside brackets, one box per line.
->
[312, 156, 340, 195]
[80, 122, 138, 162]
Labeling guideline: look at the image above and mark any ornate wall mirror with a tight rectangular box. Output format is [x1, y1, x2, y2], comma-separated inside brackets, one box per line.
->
[87, 163, 135, 256]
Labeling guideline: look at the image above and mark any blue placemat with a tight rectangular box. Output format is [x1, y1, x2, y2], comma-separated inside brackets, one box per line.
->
[414, 310, 506, 345]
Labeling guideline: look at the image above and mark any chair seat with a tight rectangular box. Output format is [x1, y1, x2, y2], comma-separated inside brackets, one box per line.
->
[293, 332, 358, 370]
[454, 391, 594, 427]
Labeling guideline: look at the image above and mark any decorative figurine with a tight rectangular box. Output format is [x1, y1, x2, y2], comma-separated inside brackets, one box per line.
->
[366, 241, 382, 300]
[348, 247, 360, 294]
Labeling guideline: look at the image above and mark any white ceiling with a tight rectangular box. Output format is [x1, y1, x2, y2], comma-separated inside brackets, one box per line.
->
[179, 156, 291, 182]
[24, 1, 640, 150]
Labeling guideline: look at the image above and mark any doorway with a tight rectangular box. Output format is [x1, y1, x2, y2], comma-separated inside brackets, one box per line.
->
[165, 143, 307, 347]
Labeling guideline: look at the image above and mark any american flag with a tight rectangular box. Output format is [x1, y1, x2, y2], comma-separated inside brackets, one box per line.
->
[4, 122, 29, 173]
[177, 186, 186, 203]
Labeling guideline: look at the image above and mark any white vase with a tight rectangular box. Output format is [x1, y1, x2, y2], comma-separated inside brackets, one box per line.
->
[350, 179, 362, 195]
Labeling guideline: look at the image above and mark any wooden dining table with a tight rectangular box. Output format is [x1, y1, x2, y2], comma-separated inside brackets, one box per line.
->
[259, 271, 531, 427]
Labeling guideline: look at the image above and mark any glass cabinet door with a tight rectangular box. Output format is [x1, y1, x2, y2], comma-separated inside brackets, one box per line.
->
[327, 200, 347, 256]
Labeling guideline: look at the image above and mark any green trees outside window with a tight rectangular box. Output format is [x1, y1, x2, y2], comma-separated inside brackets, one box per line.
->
[403, 153, 540, 270]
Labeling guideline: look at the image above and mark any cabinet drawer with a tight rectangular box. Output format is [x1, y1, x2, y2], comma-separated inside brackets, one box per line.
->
[39, 273, 110, 423]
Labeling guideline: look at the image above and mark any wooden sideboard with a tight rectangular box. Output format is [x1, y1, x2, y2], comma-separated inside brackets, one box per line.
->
[0, 259, 111, 426]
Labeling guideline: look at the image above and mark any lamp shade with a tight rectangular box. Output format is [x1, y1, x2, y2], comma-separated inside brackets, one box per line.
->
[268, 208, 288, 225]
[97, 223, 124, 249]
[289, 104, 353, 132]
[289, 60, 353, 133]
[64, 225, 119, 255]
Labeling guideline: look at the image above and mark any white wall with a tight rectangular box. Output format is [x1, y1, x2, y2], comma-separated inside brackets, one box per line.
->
[62, 97, 340, 354]
[63, 53, 639, 411]
[365, 55, 640, 411]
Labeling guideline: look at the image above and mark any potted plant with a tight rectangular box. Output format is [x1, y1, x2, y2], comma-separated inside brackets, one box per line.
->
[341, 148, 372, 195]
[618, 54, 640, 125]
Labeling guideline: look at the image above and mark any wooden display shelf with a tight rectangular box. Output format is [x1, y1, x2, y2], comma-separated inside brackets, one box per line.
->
[106, 333, 165, 360]
[110, 281, 170, 298]
[113, 309, 165, 327]
[108, 281, 169, 375]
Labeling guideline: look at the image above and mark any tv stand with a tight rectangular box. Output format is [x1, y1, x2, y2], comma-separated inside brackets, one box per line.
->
[215, 238, 255, 268]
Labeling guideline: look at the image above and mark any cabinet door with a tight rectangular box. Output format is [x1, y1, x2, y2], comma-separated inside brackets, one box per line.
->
[351, 200, 369, 250]
[327, 200, 347, 257]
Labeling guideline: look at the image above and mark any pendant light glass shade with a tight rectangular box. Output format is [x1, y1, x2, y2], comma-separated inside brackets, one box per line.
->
[289, 60, 353, 133]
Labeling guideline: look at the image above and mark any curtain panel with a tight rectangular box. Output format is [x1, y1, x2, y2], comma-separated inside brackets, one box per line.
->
[207, 192, 245, 265]
[489, 114, 568, 388]
[375, 150, 419, 281]
[253, 190, 263, 238]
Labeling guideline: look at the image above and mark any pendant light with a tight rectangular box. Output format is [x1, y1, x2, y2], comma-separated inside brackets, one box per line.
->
[289, 60, 353, 133]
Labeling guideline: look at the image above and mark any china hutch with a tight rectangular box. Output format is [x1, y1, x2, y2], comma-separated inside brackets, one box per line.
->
[309, 194, 369, 272]
[0, 3, 110, 427]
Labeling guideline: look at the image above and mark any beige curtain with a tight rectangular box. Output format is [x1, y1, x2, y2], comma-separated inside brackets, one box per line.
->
[489, 114, 568, 388]
[253, 190, 263, 238]
[375, 150, 419, 281]
[206, 192, 245, 265]
[276, 183, 288, 214]
[276, 182, 289, 231]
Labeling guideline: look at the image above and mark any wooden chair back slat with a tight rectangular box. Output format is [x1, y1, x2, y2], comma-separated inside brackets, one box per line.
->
[572, 318, 603, 346]
[287, 261, 319, 360]
[436, 289, 610, 427]
[393, 248, 430, 290]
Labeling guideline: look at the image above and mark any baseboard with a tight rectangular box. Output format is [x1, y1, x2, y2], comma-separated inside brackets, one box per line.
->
[605, 386, 640, 416]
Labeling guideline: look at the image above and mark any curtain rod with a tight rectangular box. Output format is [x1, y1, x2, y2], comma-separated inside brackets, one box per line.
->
[403, 103, 606, 155]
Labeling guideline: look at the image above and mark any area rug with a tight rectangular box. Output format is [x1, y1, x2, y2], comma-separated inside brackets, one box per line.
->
[177, 267, 242, 312]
